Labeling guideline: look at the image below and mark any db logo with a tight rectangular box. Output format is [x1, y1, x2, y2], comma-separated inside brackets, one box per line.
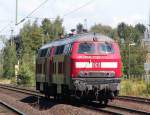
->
[93, 62, 101, 68]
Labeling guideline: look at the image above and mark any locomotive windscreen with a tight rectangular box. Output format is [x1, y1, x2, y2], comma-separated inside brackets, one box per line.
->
[77, 42, 114, 54]
[98, 43, 114, 54]
[78, 43, 95, 54]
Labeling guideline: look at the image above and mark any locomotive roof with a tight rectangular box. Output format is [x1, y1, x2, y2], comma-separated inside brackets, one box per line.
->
[40, 33, 115, 50]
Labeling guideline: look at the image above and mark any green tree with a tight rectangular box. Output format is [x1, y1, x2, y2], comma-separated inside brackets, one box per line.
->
[41, 18, 52, 35]
[20, 21, 43, 56]
[130, 46, 146, 74]
[18, 62, 34, 85]
[135, 23, 146, 34]
[117, 22, 128, 39]
[18, 21, 43, 84]
[0, 49, 3, 77]
[90, 24, 112, 36]
[3, 42, 16, 78]
[117, 23, 142, 44]
[117, 22, 146, 75]
[41, 16, 64, 41]
[41, 18, 52, 43]
[52, 16, 64, 38]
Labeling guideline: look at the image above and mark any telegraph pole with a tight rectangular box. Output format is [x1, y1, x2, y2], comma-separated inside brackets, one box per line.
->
[84, 19, 87, 30]
[16, 0, 18, 25]
[10, 29, 14, 46]
[15, 0, 19, 83]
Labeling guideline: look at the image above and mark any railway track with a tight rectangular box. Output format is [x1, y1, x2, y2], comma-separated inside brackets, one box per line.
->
[0, 100, 25, 115]
[118, 95, 150, 104]
[106, 105, 149, 114]
[0, 84, 40, 96]
[1, 84, 150, 104]
[0, 84, 150, 115]
[83, 103, 150, 115]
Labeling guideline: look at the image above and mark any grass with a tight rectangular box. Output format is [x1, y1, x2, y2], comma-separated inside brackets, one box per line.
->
[120, 78, 150, 98]
[0, 76, 35, 86]
[0, 77, 11, 84]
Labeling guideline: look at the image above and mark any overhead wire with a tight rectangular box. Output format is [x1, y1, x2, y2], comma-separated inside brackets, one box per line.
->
[16, 0, 49, 25]
[1, 0, 94, 35]
[26, 0, 94, 21]
[0, 23, 12, 34]
[16, 0, 94, 25]
[26, 16, 56, 20]
[26, 0, 49, 18]
[62, 0, 94, 17]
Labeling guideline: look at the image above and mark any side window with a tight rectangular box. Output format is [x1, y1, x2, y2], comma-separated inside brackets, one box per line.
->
[40, 48, 48, 57]
[47, 48, 51, 56]
[55, 45, 65, 55]
[64, 44, 72, 55]
[51, 47, 56, 56]
[59, 45, 65, 54]
[38, 50, 41, 57]
[69, 44, 73, 54]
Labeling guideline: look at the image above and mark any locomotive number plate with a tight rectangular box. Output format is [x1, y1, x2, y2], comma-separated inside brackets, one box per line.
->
[93, 62, 101, 68]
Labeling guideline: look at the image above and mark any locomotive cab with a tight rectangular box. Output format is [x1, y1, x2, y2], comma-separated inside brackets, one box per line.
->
[70, 35, 122, 104]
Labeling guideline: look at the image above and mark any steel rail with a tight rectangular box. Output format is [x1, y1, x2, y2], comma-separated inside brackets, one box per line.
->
[1, 84, 150, 105]
[0, 84, 37, 92]
[107, 105, 150, 115]
[117, 96, 150, 104]
[81, 104, 122, 115]
[0, 100, 25, 115]
[0, 84, 42, 97]
[81, 101, 150, 115]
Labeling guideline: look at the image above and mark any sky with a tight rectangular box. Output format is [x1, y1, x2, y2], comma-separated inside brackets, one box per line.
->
[0, 0, 150, 49]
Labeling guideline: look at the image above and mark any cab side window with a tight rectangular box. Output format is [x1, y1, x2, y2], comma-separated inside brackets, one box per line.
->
[55, 45, 65, 55]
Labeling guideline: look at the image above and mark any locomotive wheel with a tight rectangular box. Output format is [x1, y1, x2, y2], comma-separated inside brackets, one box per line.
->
[80, 96, 89, 104]
[56, 94, 61, 101]
[61, 93, 70, 102]
[44, 93, 50, 99]
[99, 99, 108, 106]
[54, 94, 57, 100]
[53, 94, 64, 101]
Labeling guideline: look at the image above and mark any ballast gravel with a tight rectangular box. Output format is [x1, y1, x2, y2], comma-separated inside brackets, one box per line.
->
[0, 89, 103, 115]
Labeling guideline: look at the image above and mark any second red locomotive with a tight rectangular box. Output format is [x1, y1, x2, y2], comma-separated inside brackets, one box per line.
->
[36, 33, 122, 105]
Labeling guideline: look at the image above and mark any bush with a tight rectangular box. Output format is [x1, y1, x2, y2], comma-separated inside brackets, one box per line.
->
[120, 79, 132, 95]
[17, 63, 34, 86]
[120, 79, 150, 98]
[3, 44, 16, 79]
[142, 83, 150, 97]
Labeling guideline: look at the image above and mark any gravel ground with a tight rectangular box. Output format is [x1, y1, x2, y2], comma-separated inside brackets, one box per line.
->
[0, 88, 103, 115]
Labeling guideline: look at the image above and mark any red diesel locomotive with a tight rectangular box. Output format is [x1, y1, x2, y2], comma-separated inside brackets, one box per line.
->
[36, 33, 122, 105]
